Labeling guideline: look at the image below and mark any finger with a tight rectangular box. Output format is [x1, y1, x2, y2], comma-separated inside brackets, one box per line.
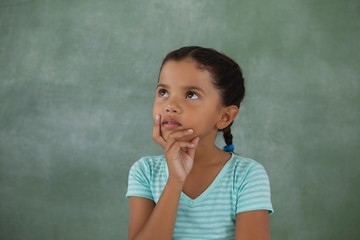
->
[164, 129, 194, 152]
[167, 129, 194, 141]
[190, 137, 200, 146]
[152, 114, 166, 148]
[185, 137, 200, 156]
[165, 141, 196, 158]
[176, 139, 198, 150]
[165, 136, 198, 157]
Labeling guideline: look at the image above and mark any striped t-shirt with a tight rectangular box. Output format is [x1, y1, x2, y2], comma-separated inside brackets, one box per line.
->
[126, 153, 273, 239]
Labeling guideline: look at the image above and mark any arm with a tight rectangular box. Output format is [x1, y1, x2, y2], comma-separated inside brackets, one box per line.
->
[128, 114, 199, 240]
[128, 179, 182, 240]
[235, 210, 270, 240]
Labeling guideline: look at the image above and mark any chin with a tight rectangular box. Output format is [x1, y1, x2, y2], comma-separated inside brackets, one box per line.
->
[163, 132, 196, 142]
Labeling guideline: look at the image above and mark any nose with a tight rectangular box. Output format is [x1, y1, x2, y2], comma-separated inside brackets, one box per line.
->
[165, 103, 182, 114]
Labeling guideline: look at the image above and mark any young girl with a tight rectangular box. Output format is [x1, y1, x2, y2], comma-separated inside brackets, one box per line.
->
[126, 46, 273, 239]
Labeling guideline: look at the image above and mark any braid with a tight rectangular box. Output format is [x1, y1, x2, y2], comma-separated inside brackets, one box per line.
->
[222, 126, 233, 145]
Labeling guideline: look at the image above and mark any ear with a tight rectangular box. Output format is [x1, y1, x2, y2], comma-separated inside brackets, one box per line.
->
[216, 105, 239, 130]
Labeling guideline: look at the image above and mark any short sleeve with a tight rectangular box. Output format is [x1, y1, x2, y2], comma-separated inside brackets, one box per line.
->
[126, 158, 154, 200]
[235, 162, 274, 214]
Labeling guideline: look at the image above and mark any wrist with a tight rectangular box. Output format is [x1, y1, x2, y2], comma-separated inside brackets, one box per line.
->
[166, 177, 185, 192]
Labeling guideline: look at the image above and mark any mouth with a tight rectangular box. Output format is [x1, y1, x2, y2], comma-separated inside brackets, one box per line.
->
[161, 119, 182, 130]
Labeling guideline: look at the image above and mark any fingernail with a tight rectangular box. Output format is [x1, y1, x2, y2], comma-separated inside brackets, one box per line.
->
[187, 129, 193, 133]
[155, 114, 159, 121]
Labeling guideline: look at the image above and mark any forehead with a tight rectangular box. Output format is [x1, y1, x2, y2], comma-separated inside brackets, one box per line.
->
[159, 60, 214, 87]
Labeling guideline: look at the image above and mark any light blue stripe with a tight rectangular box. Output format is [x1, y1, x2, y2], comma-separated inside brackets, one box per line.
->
[126, 154, 273, 238]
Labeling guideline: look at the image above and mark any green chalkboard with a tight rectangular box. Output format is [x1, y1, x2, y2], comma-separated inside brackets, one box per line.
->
[1, 0, 359, 239]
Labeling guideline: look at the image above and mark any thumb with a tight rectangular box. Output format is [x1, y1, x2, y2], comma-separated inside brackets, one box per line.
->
[191, 137, 200, 146]
[187, 137, 200, 156]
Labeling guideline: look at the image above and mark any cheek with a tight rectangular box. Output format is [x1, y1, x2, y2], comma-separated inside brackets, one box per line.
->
[190, 110, 221, 129]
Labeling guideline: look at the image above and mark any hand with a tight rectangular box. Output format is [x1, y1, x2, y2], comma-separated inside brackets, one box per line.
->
[152, 114, 199, 184]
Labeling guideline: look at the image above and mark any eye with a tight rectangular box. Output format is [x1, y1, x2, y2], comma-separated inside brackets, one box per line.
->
[185, 91, 199, 100]
[157, 88, 169, 98]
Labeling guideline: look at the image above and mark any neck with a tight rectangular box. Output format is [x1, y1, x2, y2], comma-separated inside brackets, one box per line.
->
[193, 141, 231, 166]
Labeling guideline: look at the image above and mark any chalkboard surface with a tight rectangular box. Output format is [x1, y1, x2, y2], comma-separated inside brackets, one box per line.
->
[1, 0, 359, 239]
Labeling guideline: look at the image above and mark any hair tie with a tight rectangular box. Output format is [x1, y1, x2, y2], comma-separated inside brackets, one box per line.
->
[223, 144, 235, 153]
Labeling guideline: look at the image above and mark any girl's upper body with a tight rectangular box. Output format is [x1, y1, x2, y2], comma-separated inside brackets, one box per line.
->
[127, 154, 273, 239]
[126, 46, 273, 240]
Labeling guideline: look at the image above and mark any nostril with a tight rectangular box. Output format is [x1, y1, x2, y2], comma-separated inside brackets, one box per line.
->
[166, 109, 177, 113]
[165, 104, 181, 113]
[166, 106, 175, 112]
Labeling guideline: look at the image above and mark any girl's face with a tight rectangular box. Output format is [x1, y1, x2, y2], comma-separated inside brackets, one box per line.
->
[153, 59, 225, 143]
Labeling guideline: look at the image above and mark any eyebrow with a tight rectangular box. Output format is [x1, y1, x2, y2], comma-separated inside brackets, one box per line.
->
[156, 83, 169, 89]
[156, 83, 205, 94]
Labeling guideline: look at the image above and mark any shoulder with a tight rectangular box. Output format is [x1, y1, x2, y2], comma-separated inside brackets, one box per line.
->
[228, 154, 270, 185]
[131, 155, 166, 168]
[230, 154, 267, 175]
[127, 155, 166, 200]
[129, 155, 166, 175]
[230, 154, 274, 214]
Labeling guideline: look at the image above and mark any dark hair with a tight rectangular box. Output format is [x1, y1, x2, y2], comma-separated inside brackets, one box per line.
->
[159, 46, 245, 146]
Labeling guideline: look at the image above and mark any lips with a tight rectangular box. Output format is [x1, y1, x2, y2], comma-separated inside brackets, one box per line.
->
[161, 119, 182, 130]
